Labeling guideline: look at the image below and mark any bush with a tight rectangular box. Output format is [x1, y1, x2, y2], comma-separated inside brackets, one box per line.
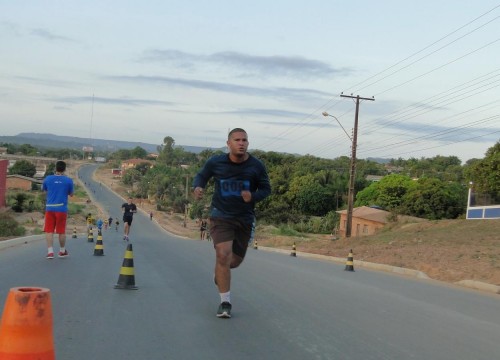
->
[68, 203, 84, 216]
[0, 213, 26, 236]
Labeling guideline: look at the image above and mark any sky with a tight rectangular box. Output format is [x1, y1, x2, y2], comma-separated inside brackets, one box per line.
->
[1, 1, 499, 163]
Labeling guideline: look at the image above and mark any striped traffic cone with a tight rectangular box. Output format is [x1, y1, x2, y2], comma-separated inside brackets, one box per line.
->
[0, 287, 55, 359]
[114, 243, 138, 290]
[290, 242, 297, 257]
[87, 229, 94, 243]
[344, 249, 355, 272]
[72, 227, 77, 238]
[253, 240, 258, 250]
[93, 232, 104, 256]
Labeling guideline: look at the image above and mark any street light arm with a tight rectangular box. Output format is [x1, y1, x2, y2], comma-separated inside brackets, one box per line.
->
[322, 112, 352, 141]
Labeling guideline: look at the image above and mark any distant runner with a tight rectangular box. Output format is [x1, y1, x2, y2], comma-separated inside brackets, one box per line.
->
[121, 198, 137, 241]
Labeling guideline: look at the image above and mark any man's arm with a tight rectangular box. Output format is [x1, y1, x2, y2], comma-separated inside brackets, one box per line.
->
[251, 166, 271, 203]
[192, 157, 214, 199]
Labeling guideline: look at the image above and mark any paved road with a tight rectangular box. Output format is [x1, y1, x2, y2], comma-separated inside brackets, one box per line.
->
[0, 164, 499, 359]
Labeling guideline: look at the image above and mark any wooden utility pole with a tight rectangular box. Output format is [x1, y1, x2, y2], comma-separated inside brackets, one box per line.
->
[340, 94, 375, 238]
[183, 174, 189, 227]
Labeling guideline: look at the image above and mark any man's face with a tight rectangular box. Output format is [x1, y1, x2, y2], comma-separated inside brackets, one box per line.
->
[227, 131, 248, 157]
[128, 198, 132, 204]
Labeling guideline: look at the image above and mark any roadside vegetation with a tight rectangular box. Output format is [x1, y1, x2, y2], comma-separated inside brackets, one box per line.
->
[2, 139, 499, 236]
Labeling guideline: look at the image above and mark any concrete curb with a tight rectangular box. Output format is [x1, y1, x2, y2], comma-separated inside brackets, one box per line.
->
[455, 280, 500, 294]
[256, 246, 500, 295]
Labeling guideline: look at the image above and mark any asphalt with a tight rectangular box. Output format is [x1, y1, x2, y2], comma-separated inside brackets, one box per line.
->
[2, 234, 498, 295]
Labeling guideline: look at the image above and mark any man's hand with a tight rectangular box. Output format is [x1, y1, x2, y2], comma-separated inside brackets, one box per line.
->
[194, 187, 204, 200]
[241, 190, 252, 203]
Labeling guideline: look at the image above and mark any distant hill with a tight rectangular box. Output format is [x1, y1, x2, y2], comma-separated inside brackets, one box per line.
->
[0, 133, 221, 154]
[366, 157, 391, 164]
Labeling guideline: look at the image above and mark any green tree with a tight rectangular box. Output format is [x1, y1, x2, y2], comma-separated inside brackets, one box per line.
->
[464, 142, 500, 203]
[402, 178, 466, 219]
[109, 149, 132, 160]
[44, 163, 56, 177]
[9, 160, 37, 177]
[122, 168, 142, 186]
[157, 136, 175, 165]
[19, 144, 38, 155]
[131, 146, 148, 159]
[294, 182, 333, 216]
[355, 174, 414, 211]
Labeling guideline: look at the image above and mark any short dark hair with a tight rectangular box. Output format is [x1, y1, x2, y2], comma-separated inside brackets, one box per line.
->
[228, 128, 247, 140]
[55, 160, 66, 173]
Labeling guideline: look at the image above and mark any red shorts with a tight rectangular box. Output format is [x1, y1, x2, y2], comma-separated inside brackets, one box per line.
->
[44, 211, 68, 234]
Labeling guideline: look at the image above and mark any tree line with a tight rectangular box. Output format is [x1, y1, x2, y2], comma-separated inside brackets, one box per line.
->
[4, 139, 499, 234]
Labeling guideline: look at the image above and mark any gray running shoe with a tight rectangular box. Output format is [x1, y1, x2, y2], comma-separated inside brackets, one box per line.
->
[216, 302, 232, 318]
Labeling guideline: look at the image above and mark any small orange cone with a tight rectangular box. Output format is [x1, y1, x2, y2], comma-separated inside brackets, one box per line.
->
[114, 243, 138, 290]
[253, 240, 258, 250]
[72, 227, 77, 238]
[93, 232, 104, 256]
[290, 242, 297, 257]
[0, 287, 55, 359]
[344, 249, 355, 272]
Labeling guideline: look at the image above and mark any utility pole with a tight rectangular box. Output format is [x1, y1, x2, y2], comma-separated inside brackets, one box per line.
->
[340, 93, 375, 238]
[183, 174, 189, 227]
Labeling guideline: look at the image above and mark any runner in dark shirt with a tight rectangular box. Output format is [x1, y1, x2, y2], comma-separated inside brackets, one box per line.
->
[121, 198, 137, 241]
[193, 128, 271, 318]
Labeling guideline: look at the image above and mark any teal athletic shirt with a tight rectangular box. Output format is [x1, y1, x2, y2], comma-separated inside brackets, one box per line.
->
[42, 174, 74, 213]
[193, 154, 271, 223]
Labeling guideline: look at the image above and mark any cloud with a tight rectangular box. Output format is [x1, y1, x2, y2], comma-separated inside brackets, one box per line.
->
[223, 108, 311, 118]
[140, 49, 352, 79]
[106, 74, 333, 101]
[12, 75, 74, 88]
[31, 28, 75, 42]
[53, 95, 175, 107]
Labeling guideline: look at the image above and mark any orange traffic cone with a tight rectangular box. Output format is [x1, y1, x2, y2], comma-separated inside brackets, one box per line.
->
[290, 242, 297, 257]
[93, 232, 104, 256]
[253, 240, 258, 250]
[344, 249, 355, 272]
[0, 287, 55, 359]
[72, 227, 77, 239]
[114, 243, 138, 290]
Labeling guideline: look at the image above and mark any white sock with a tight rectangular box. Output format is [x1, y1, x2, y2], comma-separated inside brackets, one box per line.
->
[60, 247, 65, 253]
[220, 291, 231, 304]
[48, 247, 54, 254]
